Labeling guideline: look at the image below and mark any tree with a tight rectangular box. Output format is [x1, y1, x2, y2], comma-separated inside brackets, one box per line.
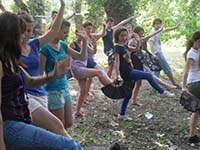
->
[14, 0, 29, 13]
[0, 0, 6, 11]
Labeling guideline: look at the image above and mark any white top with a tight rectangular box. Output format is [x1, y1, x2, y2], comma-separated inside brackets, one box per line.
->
[187, 47, 200, 84]
[149, 28, 163, 54]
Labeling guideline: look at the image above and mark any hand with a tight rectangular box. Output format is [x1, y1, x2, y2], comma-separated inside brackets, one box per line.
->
[53, 57, 70, 78]
[152, 55, 158, 60]
[182, 87, 188, 95]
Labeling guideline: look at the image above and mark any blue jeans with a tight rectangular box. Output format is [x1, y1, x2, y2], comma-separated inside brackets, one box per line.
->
[154, 51, 172, 77]
[3, 121, 81, 150]
[120, 69, 164, 115]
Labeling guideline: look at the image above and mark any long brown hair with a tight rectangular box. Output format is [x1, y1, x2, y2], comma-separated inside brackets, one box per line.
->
[0, 12, 23, 75]
[184, 31, 200, 60]
[114, 27, 128, 43]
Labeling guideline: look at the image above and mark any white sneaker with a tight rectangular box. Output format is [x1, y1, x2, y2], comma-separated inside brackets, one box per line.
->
[117, 114, 133, 121]
[161, 90, 175, 98]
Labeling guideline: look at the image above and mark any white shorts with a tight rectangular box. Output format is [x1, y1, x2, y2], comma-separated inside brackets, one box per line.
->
[27, 94, 48, 113]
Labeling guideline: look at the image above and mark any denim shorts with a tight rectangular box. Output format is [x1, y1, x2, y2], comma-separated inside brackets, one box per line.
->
[155, 51, 172, 75]
[47, 89, 72, 110]
[3, 120, 81, 150]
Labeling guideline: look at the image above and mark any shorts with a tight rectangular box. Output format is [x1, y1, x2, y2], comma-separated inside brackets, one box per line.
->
[131, 53, 144, 71]
[47, 89, 72, 110]
[188, 81, 200, 99]
[71, 65, 88, 80]
[87, 56, 97, 68]
[105, 50, 115, 65]
[27, 94, 48, 113]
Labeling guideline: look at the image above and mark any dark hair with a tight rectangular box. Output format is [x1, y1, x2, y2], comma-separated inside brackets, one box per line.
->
[153, 18, 162, 26]
[51, 10, 58, 17]
[0, 12, 23, 75]
[83, 21, 93, 28]
[134, 26, 144, 34]
[184, 31, 200, 60]
[18, 13, 34, 24]
[114, 27, 128, 43]
[61, 19, 71, 29]
[106, 17, 114, 23]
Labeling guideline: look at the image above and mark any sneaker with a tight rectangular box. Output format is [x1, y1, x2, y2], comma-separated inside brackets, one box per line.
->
[109, 142, 123, 150]
[161, 90, 175, 98]
[117, 114, 133, 121]
[187, 135, 200, 144]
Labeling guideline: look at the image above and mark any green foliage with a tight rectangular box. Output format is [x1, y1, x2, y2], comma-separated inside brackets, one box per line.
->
[10, 2, 18, 13]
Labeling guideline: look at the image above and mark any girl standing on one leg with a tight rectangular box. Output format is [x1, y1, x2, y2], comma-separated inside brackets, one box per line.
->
[149, 18, 180, 87]
[182, 31, 200, 144]
[40, 21, 88, 128]
[114, 27, 174, 120]
[70, 31, 113, 117]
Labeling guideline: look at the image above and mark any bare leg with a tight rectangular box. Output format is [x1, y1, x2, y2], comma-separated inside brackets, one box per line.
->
[64, 103, 73, 128]
[107, 64, 114, 78]
[32, 107, 70, 137]
[75, 79, 87, 117]
[84, 77, 93, 103]
[153, 75, 176, 89]
[131, 80, 142, 105]
[189, 112, 199, 137]
[167, 73, 178, 86]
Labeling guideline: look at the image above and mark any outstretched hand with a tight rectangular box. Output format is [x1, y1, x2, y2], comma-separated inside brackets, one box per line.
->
[53, 56, 71, 78]
[76, 25, 88, 41]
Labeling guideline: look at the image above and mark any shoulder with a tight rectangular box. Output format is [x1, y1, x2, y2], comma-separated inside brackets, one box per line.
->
[28, 38, 39, 46]
[187, 48, 198, 60]
[59, 40, 68, 49]
[40, 44, 50, 56]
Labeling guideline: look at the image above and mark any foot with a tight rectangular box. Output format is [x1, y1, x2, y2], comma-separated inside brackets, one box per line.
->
[117, 114, 133, 121]
[187, 135, 200, 144]
[132, 102, 142, 106]
[75, 111, 84, 117]
[161, 90, 175, 98]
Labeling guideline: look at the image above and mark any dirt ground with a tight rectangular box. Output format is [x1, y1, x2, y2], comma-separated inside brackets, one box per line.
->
[67, 46, 200, 150]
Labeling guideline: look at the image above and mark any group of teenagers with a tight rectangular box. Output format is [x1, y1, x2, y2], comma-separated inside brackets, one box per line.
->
[0, 0, 200, 149]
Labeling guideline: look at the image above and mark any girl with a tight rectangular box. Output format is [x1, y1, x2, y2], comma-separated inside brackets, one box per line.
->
[114, 27, 174, 120]
[0, 11, 81, 150]
[128, 26, 176, 106]
[40, 22, 88, 128]
[70, 30, 113, 117]
[19, 0, 70, 136]
[149, 18, 180, 87]
[182, 31, 200, 144]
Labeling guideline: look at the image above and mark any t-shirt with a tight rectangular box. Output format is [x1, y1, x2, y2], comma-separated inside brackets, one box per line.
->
[114, 45, 132, 80]
[187, 47, 200, 84]
[102, 29, 114, 54]
[20, 38, 46, 96]
[149, 28, 163, 54]
[40, 40, 69, 91]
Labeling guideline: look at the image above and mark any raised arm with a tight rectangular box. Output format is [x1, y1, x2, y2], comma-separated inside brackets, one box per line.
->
[0, 62, 6, 150]
[38, 0, 65, 47]
[163, 23, 180, 33]
[182, 59, 193, 93]
[91, 24, 106, 41]
[128, 38, 140, 52]
[67, 31, 88, 60]
[142, 27, 163, 42]
[112, 16, 135, 31]
[66, 12, 75, 20]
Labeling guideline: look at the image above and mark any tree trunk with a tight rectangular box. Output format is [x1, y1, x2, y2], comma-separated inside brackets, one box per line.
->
[14, 0, 29, 13]
[74, 0, 82, 25]
[0, 0, 6, 11]
[103, 0, 133, 24]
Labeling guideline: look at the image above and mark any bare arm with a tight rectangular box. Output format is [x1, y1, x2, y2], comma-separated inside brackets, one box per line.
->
[0, 62, 6, 150]
[38, 0, 65, 47]
[128, 39, 139, 52]
[40, 53, 47, 75]
[112, 16, 135, 31]
[91, 24, 106, 40]
[142, 28, 163, 42]
[67, 38, 87, 60]
[163, 23, 180, 33]
[182, 59, 193, 92]
[114, 53, 120, 80]
[66, 12, 75, 20]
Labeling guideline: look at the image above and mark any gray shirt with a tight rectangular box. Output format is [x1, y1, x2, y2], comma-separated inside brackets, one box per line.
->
[149, 28, 163, 54]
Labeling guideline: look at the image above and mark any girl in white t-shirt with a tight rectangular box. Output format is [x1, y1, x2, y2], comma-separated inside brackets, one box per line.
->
[182, 31, 200, 144]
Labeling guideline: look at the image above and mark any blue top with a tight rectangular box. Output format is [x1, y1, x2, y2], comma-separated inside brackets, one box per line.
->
[102, 29, 114, 54]
[20, 38, 46, 96]
[114, 45, 132, 80]
[40, 40, 69, 91]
